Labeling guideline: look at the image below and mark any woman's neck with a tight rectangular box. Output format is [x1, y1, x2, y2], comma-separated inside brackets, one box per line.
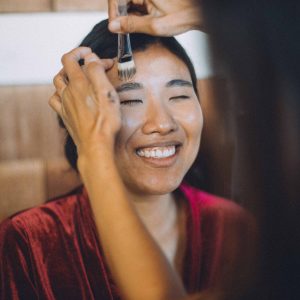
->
[129, 191, 185, 269]
[131, 193, 175, 224]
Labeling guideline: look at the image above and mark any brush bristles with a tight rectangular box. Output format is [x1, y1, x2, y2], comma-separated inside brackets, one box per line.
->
[118, 60, 136, 81]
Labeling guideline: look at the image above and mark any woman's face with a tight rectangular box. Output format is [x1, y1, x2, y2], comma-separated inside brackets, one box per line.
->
[107, 44, 203, 195]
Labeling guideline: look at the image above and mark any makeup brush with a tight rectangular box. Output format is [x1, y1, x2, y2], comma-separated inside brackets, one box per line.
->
[117, 0, 136, 81]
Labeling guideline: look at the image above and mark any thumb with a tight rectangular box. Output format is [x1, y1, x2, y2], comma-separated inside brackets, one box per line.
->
[108, 15, 161, 35]
[84, 53, 115, 71]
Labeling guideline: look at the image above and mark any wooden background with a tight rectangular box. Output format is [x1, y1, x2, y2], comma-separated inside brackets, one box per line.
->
[0, 0, 107, 12]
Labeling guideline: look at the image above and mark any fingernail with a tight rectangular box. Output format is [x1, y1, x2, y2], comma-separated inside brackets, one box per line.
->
[109, 20, 121, 32]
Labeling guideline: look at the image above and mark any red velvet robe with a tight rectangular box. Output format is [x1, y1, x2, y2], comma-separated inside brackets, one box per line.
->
[0, 184, 255, 299]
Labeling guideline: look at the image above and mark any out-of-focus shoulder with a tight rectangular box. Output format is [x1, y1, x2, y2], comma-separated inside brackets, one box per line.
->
[0, 186, 84, 236]
[180, 183, 254, 222]
[0, 217, 28, 253]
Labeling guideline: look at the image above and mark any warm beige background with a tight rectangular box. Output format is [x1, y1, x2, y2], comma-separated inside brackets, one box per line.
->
[0, 0, 107, 12]
[0, 1, 232, 221]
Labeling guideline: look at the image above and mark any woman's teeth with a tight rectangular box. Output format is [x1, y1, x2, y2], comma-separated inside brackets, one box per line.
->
[137, 146, 176, 159]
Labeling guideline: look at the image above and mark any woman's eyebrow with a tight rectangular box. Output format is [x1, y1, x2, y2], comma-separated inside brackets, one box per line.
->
[166, 79, 193, 88]
[116, 82, 144, 93]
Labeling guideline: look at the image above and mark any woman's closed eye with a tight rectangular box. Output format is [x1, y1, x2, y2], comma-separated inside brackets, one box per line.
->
[120, 99, 143, 106]
[169, 95, 190, 101]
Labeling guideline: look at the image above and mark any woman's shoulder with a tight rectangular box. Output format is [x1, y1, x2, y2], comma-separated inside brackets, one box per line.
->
[180, 183, 253, 222]
[180, 183, 236, 206]
[0, 185, 85, 240]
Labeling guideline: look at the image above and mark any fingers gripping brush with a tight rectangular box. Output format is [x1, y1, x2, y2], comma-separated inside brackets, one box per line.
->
[117, 0, 136, 81]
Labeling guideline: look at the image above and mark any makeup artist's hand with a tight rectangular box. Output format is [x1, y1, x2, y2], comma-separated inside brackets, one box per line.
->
[108, 0, 203, 36]
[49, 47, 121, 157]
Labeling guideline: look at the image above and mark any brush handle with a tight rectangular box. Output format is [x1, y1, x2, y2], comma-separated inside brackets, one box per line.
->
[118, 33, 133, 60]
[117, 0, 133, 60]
[117, 0, 128, 17]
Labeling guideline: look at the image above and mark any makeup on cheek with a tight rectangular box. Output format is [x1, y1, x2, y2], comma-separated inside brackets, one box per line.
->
[167, 92, 202, 128]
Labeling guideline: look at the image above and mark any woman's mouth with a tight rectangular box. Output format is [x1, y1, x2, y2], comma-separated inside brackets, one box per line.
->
[136, 145, 176, 159]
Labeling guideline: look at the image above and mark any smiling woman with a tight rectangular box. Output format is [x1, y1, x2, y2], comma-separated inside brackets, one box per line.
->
[0, 19, 256, 300]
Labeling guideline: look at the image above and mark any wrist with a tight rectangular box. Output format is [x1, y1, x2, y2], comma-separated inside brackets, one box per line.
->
[77, 139, 114, 159]
[77, 144, 115, 173]
[77, 146, 122, 197]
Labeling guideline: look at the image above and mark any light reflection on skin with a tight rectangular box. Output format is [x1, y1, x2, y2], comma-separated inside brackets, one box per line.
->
[106, 44, 203, 202]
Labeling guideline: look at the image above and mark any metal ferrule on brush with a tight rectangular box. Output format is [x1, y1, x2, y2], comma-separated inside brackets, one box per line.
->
[117, 2, 136, 81]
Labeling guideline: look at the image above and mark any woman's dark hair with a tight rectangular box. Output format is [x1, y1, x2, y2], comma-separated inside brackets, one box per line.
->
[60, 19, 205, 189]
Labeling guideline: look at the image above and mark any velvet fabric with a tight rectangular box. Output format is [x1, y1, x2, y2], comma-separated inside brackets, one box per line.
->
[0, 184, 254, 299]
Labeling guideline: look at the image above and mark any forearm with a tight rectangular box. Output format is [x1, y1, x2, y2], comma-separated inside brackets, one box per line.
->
[78, 149, 186, 300]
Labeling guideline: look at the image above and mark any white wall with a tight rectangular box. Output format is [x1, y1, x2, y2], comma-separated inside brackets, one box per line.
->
[0, 12, 213, 85]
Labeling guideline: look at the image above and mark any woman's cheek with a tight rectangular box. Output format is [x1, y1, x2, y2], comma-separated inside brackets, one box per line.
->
[120, 108, 144, 128]
[117, 108, 144, 144]
[174, 101, 203, 135]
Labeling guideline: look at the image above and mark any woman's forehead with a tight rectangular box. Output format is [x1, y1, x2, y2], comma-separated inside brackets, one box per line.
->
[107, 45, 192, 87]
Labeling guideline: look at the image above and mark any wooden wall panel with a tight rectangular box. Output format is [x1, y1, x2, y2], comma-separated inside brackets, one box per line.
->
[0, 158, 81, 221]
[0, 159, 46, 221]
[46, 158, 81, 199]
[0, 0, 107, 12]
[53, 0, 107, 11]
[0, 0, 51, 12]
[0, 85, 65, 160]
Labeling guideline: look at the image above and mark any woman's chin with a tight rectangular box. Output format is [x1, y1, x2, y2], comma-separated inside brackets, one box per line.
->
[125, 177, 183, 196]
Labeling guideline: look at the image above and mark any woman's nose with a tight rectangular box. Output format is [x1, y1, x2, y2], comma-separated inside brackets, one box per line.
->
[142, 102, 178, 135]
